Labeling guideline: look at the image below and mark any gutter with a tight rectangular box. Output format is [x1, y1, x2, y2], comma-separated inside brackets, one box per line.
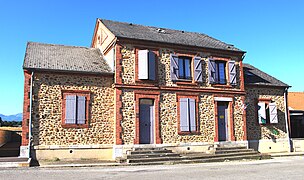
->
[28, 71, 34, 158]
[284, 87, 292, 152]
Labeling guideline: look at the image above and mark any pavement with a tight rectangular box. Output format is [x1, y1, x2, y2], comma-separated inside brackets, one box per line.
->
[1, 151, 304, 168]
[2, 156, 304, 180]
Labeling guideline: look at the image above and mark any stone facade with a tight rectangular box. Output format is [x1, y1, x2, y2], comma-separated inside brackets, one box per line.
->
[115, 44, 247, 147]
[31, 73, 115, 146]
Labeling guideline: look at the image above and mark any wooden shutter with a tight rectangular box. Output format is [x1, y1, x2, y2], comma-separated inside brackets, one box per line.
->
[258, 102, 266, 124]
[148, 50, 156, 80]
[180, 98, 189, 131]
[269, 103, 278, 123]
[194, 56, 203, 82]
[228, 61, 237, 85]
[208, 59, 216, 84]
[170, 54, 179, 81]
[65, 95, 76, 124]
[77, 96, 86, 124]
[138, 50, 149, 79]
[189, 98, 196, 131]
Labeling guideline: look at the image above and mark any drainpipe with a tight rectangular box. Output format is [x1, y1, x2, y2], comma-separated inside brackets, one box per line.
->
[28, 71, 34, 158]
[284, 87, 291, 152]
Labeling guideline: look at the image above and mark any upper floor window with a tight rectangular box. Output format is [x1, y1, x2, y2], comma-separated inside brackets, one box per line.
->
[138, 49, 156, 81]
[170, 54, 203, 82]
[208, 59, 236, 86]
[178, 57, 191, 80]
[216, 61, 226, 84]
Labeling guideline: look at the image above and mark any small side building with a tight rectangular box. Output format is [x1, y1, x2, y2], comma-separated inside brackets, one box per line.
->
[288, 92, 304, 152]
[243, 64, 290, 153]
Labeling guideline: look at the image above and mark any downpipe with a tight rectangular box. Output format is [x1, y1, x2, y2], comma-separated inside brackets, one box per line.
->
[28, 71, 34, 158]
[284, 87, 292, 152]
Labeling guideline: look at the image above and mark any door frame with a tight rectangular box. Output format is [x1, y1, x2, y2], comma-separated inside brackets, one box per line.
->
[134, 91, 161, 144]
[214, 97, 235, 142]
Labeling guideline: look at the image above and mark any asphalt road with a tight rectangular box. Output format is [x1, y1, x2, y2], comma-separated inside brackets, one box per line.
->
[1, 156, 304, 180]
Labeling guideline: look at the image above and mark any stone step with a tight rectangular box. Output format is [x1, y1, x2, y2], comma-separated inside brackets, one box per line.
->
[127, 153, 180, 159]
[0, 157, 30, 167]
[185, 151, 260, 160]
[215, 146, 247, 151]
[127, 156, 183, 164]
[215, 148, 255, 154]
[129, 154, 265, 166]
[127, 149, 173, 155]
[132, 147, 166, 151]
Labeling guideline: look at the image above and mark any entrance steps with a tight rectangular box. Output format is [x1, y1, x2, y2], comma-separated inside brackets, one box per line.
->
[123, 146, 270, 165]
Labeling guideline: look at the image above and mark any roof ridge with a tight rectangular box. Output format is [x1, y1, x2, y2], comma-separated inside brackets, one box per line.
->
[27, 41, 97, 50]
[99, 18, 241, 51]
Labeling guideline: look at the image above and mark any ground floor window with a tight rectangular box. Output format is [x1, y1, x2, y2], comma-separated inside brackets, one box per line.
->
[257, 99, 278, 124]
[61, 90, 90, 128]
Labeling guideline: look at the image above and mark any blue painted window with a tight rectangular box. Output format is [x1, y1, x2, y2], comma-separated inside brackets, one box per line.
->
[178, 57, 192, 80]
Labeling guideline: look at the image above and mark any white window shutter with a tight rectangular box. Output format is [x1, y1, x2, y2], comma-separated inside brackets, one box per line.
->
[189, 98, 196, 131]
[138, 50, 149, 79]
[170, 54, 179, 81]
[65, 95, 76, 124]
[194, 56, 203, 82]
[77, 96, 86, 124]
[228, 61, 237, 85]
[180, 98, 189, 131]
[258, 102, 266, 124]
[269, 103, 278, 123]
[208, 59, 216, 84]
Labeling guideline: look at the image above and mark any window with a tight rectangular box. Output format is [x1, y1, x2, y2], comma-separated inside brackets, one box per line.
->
[178, 57, 191, 80]
[179, 98, 197, 132]
[62, 91, 90, 128]
[258, 100, 278, 124]
[170, 54, 203, 82]
[208, 59, 236, 85]
[216, 61, 226, 84]
[138, 50, 156, 80]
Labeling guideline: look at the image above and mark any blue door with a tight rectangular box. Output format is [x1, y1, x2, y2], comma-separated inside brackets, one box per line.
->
[218, 102, 228, 141]
[139, 99, 154, 144]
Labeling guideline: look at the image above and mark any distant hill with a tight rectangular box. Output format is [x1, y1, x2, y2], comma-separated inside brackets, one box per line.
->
[0, 113, 22, 121]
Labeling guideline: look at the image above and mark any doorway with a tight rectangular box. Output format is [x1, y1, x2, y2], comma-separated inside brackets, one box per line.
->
[139, 99, 154, 144]
[217, 102, 229, 141]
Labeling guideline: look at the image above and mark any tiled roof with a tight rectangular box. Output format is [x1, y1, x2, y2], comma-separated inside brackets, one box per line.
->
[288, 92, 304, 111]
[23, 42, 113, 74]
[100, 19, 244, 52]
[243, 63, 289, 87]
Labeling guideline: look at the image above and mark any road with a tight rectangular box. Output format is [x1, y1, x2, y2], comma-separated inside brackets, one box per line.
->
[1, 156, 304, 180]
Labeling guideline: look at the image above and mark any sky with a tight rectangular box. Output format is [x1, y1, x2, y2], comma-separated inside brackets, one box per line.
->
[0, 0, 303, 115]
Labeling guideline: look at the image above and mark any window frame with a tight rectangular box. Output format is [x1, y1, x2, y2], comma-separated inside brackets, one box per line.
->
[257, 98, 278, 125]
[135, 48, 159, 83]
[177, 94, 200, 135]
[178, 56, 192, 80]
[61, 90, 90, 128]
[215, 61, 227, 85]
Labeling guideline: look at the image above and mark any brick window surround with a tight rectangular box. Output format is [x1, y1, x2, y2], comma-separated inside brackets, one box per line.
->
[214, 96, 235, 142]
[61, 90, 90, 128]
[134, 91, 161, 144]
[177, 93, 200, 135]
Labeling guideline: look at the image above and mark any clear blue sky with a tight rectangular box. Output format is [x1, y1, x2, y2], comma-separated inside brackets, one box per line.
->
[0, 0, 303, 115]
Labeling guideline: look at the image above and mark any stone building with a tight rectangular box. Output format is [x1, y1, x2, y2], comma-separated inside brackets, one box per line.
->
[20, 19, 290, 160]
